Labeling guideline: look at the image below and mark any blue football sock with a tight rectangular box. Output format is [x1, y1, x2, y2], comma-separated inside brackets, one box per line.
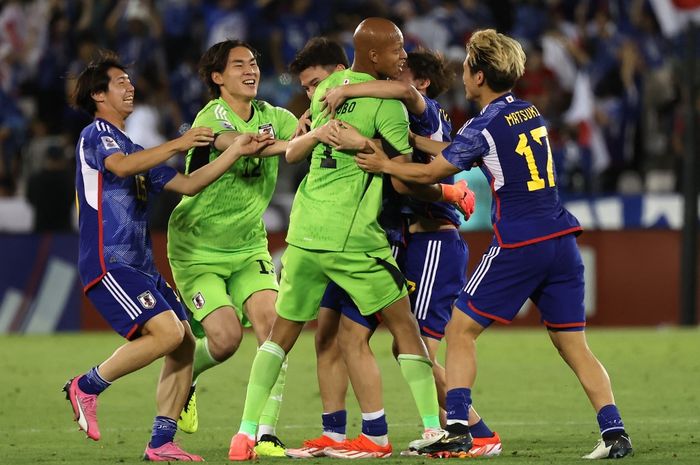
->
[469, 419, 494, 438]
[322, 410, 347, 435]
[150, 416, 177, 448]
[445, 388, 472, 423]
[77, 366, 111, 395]
[361, 411, 388, 437]
[597, 404, 625, 439]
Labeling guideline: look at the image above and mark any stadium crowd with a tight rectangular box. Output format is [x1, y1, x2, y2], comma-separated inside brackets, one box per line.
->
[0, 0, 690, 232]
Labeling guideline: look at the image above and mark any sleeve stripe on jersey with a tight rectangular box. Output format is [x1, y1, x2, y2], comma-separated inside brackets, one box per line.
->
[481, 128, 504, 190]
[215, 104, 227, 121]
[78, 137, 100, 210]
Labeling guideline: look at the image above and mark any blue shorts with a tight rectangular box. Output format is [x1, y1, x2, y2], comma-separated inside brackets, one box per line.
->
[87, 266, 187, 340]
[320, 281, 380, 331]
[405, 229, 468, 340]
[455, 234, 585, 331]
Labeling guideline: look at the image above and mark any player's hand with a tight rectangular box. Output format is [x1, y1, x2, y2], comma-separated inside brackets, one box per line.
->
[441, 180, 476, 220]
[175, 127, 215, 151]
[320, 86, 347, 119]
[223, 133, 274, 158]
[328, 120, 370, 152]
[293, 109, 311, 137]
[355, 140, 389, 173]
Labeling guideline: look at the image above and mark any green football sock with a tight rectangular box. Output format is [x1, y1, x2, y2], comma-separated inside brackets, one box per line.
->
[398, 354, 440, 429]
[192, 337, 219, 381]
[238, 341, 285, 436]
[259, 357, 288, 432]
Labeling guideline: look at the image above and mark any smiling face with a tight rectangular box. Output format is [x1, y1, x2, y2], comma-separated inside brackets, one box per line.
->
[94, 67, 135, 119]
[374, 35, 407, 80]
[213, 46, 260, 101]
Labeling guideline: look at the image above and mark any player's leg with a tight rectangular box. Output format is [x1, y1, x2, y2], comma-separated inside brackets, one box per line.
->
[231, 251, 287, 456]
[64, 269, 189, 442]
[170, 258, 244, 433]
[536, 235, 631, 459]
[324, 311, 393, 459]
[229, 245, 327, 461]
[142, 308, 204, 462]
[285, 286, 350, 459]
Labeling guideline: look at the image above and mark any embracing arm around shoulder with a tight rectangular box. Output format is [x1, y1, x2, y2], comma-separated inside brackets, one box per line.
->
[321, 80, 425, 117]
[356, 140, 460, 184]
[165, 133, 274, 196]
[104, 127, 214, 178]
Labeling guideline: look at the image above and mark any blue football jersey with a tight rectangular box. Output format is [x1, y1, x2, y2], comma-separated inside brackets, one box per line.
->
[442, 93, 581, 247]
[404, 96, 461, 227]
[75, 118, 177, 289]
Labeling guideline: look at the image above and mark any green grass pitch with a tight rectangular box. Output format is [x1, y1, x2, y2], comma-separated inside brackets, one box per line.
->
[1, 328, 698, 464]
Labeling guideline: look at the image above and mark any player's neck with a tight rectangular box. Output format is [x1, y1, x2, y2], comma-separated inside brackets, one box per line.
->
[222, 94, 253, 121]
[350, 61, 378, 79]
[94, 109, 126, 131]
[476, 89, 509, 110]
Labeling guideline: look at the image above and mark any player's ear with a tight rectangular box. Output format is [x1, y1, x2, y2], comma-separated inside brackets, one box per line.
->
[416, 78, 430, 92]
[91, 90, 105, 104]
[369, 49, 379, 64]
[211, 71, 224, 86]
[334, 64, 346, 72]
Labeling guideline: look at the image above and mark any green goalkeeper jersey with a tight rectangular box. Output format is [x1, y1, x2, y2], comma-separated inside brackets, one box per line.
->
[286, 69, 411, 252]
[168, 98, 297, 260]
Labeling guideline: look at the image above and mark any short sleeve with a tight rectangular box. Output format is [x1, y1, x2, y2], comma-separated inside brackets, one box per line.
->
[91, 129, 124, 172]
[409, 96, 440, 137]
[272, 107, 299, 141]
[375, 99, 412, 155]
[147, 164, 178, 194]
[195, 104, 236, 135]
[442, 127, 490, 171]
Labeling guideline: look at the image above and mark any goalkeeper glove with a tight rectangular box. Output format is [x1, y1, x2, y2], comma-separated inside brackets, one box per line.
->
[440, 180, 476, 220]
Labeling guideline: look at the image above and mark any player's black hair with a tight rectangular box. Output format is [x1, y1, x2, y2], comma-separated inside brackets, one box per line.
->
[199, 39, 259, 98]
[73, 50, 127, 116]
[406, 49, 454, 99]
[288, 37, 349, 75]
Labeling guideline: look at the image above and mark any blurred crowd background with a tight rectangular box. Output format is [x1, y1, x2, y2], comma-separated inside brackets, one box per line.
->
[0, 0, 695, 233]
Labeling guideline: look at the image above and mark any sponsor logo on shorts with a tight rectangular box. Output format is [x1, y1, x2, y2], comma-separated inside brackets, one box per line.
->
[192, 292, 205, 309]
[137, 291, 156, 309]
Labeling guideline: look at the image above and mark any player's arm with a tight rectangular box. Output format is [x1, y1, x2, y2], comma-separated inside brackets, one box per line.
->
[411, 133, 450, 155]
[214, 131, 287, 158]
[357, 140, 459, 184]
[389, 155, 441, 201]
[321, 81, 425, 117]
[285, 120, 339, 164]
[165, 133, 274, 196]
[104, 127, 214, 178]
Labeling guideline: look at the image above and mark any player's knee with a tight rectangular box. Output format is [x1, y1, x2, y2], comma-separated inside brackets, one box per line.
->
[315, 330, 337, 354]
[207, 331, 241, 361]
[157, 321, 186, 355]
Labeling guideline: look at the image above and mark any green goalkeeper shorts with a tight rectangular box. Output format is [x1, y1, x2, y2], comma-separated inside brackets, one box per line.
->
[276, 244, 408, 322]
[170, 248, 278, 335]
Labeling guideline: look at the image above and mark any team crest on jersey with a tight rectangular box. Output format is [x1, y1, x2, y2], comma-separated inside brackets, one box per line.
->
[220, 120, 234, 130]
[137, 291, 156, 309]
[258, 123, 275, 138]
[192, 292, 205, 309]
[101, 136, 119, 150]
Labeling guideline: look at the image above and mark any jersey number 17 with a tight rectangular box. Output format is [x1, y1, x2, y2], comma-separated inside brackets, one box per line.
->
[515, 125, 555, 191]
